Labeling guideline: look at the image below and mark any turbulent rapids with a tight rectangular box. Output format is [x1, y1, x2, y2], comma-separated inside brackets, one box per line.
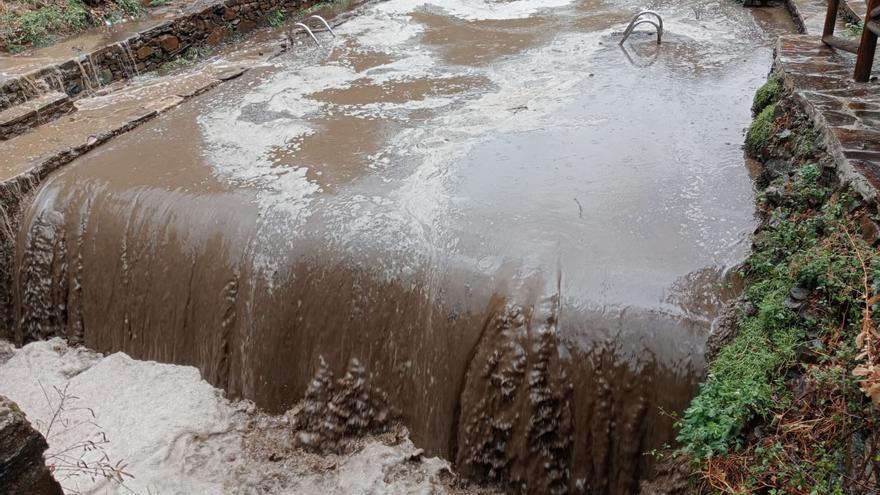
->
[3, 0, 796, 492]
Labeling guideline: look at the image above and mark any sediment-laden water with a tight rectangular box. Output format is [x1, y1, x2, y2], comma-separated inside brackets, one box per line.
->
[9, 0, 795, 492]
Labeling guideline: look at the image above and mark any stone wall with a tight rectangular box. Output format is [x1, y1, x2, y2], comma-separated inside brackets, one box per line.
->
[0, 0, 317, 112]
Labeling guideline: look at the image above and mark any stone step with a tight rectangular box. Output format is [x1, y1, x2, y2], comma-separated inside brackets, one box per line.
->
[0, 92, 73, 141]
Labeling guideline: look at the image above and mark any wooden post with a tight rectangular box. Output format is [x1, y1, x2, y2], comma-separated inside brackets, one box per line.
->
[854, 0, 879, 82]
[823, 0, 840, 39]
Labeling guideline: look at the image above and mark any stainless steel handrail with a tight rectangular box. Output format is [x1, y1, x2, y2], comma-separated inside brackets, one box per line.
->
[620, 10, 663, 45]
[293, 22, 321, 46]
[309, 15, 336, 37]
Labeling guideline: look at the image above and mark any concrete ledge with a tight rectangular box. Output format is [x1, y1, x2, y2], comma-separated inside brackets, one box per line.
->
[775, 35, 880, 202]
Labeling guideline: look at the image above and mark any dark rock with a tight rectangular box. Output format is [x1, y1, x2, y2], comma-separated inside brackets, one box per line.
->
[858, 213, 880, 246]
[206, 28, 228, 45]
[763, 185, 784, 205]
[789, 286, 809, 301]
[784, 299, 803, 311]
[759, 159, 789, 187]
[0, 396, 63, 495]
[239, 19, 258, 32]
[639, 457, 690, 495]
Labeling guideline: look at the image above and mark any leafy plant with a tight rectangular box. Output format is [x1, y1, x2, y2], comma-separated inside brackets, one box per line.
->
[267, 8, 285, 27]
[845, 21, 864, 38]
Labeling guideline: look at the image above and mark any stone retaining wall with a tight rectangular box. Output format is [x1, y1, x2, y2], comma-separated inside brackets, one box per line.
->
[0, 0, 316, 112]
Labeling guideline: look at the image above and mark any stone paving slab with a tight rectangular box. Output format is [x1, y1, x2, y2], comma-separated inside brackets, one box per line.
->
[776, 35, 880, 200]
[0, 92, 72, 141]
[786, 0, 832, 34]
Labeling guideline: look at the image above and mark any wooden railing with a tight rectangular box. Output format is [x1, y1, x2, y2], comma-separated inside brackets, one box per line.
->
[822, 0, 879, 82]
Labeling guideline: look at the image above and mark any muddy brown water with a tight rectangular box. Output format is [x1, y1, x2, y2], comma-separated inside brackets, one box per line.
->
[8, 0, 796, 492]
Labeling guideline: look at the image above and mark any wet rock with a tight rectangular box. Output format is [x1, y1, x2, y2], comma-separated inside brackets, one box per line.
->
[158, 35, 180, 53]
[759, 159, 789, 187]
[762, 185, 784, 205]
[207, 28, 228, 46]
[239, 19, 258, 32]
[858, 213, 880, 245]
[706, 297, 744, 362]
[136, 45, 154, 60]
[0, 395, 63, 495]
[784, 287, 809, 310]
[638, 456, 690, 495]
[790, 286, 809, 301]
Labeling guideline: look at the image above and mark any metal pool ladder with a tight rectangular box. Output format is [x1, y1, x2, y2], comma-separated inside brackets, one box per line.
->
[619, 10, 663, 45]
[292, 15, 337, 47]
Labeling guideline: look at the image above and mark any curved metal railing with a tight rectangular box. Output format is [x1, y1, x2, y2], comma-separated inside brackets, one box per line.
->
[290, 15, 337, 47]
[309, 15, 336, 37]
[619, 10, 663, 45]
[293, 22, 321, 46]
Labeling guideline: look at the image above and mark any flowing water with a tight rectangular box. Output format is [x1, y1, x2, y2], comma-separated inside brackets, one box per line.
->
[9, 0, 796, 492]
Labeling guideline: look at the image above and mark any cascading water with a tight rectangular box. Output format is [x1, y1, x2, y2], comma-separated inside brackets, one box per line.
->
[6, 0, 797, 492]
[74, 57, 95, 93]
[116, 40, 140, 78]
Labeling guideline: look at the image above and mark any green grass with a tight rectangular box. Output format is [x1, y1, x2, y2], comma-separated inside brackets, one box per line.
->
[157, 45, 212, 74]
[746, 103, 777, 156]
[0, 0, 143, 52]
[752, 75, 781, 115]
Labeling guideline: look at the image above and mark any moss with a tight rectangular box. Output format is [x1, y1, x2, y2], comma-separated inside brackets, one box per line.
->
[745, 103, 776, 156]
[752, 75, 781, 115]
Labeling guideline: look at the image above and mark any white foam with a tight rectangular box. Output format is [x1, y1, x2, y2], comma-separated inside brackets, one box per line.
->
[0, 339, 462, 495]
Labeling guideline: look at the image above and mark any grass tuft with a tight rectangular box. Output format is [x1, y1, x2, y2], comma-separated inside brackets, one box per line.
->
[745, 103, 776, 156]
[752, 75, 781, 115]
